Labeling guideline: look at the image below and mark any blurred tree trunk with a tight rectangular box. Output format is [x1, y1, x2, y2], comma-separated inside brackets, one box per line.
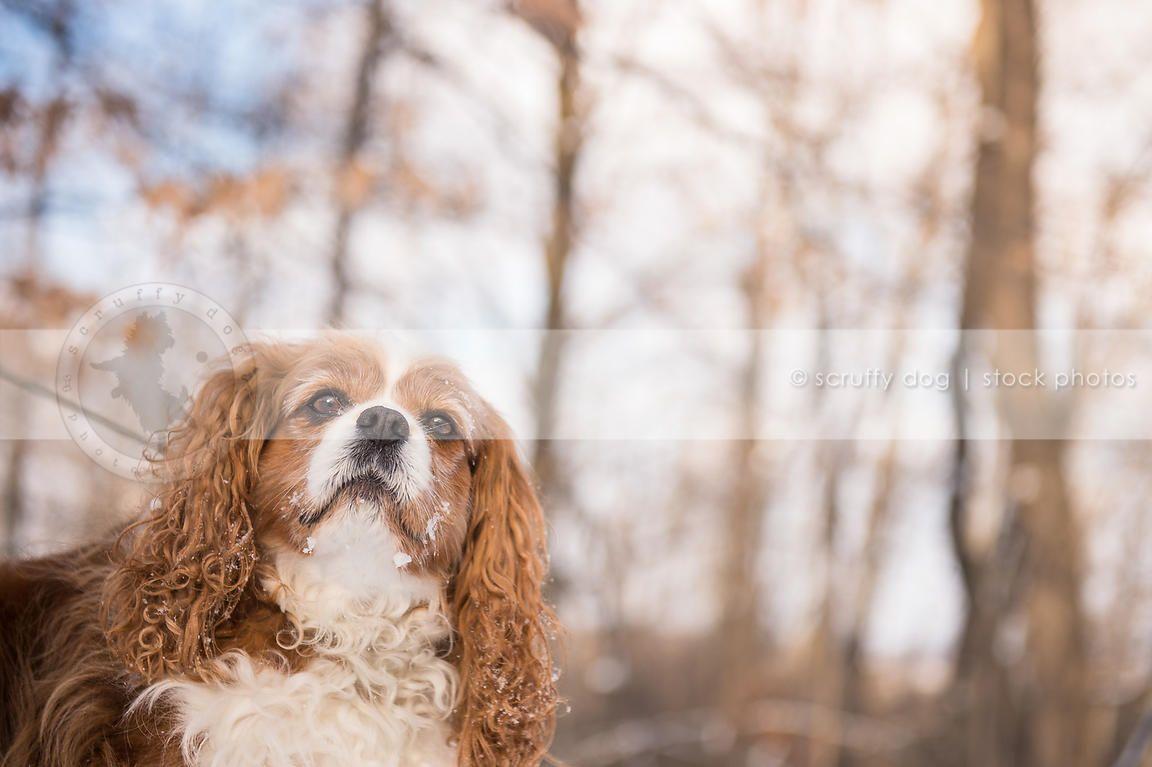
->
[810, 443, 847, 767]
[531, 39, 581, 510]
[327, 0, 392, 325]
[808, 294, 848, 767]
[1014, 438, 1087, 767]
[1112, 710, 1152, 767]
[4, 69, 71, 557]
[834, 440, 897, 767]
[2, 446, 25, 558]
[716, 234, 772, 727]
[515, 0, 584, 593]
[951, 0, 1089, 765]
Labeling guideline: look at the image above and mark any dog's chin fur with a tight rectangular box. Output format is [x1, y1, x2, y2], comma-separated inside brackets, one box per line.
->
[135, 502, 459, 767]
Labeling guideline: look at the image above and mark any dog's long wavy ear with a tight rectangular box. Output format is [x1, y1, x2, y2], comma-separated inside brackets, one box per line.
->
[102, 343, 285, 682]
[452, 408, 559, 766]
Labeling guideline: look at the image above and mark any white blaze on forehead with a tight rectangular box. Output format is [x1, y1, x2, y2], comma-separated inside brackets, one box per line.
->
[377, 342, 417, 398]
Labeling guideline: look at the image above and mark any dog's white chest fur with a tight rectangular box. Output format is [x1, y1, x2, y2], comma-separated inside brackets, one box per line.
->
[139, 513, 459, 767]
[158, 649, 456, 767]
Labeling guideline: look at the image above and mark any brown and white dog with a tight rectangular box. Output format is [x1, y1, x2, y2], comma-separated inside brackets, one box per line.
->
[0, 335, 558, 766]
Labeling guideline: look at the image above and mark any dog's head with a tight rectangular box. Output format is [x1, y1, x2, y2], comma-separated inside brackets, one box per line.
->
[102, 334, 558, 764]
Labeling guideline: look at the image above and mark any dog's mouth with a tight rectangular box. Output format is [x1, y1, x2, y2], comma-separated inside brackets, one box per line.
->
[302, 473, 392, 527]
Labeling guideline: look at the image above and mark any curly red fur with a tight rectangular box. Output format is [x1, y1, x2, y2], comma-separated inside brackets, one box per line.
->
[100, 354, 271, 682]
[451, 407, 560, 765]
[0, 549, 178, 766]
[1, 345, 290, 765]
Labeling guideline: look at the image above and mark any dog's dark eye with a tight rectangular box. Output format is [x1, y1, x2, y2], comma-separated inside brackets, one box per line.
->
[308, 391, 346, 417]
[421, 411, 458, 439]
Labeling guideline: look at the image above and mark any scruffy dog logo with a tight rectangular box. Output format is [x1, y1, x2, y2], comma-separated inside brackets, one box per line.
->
[89, 311, 190, 435]
[56, 283, 246, 479]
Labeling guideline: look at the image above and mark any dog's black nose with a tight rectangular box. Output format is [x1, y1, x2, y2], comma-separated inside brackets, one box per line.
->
[356, 406, 409, 442]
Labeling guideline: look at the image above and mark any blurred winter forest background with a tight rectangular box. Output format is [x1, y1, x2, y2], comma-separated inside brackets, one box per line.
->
[3, 0, 1152, 765]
